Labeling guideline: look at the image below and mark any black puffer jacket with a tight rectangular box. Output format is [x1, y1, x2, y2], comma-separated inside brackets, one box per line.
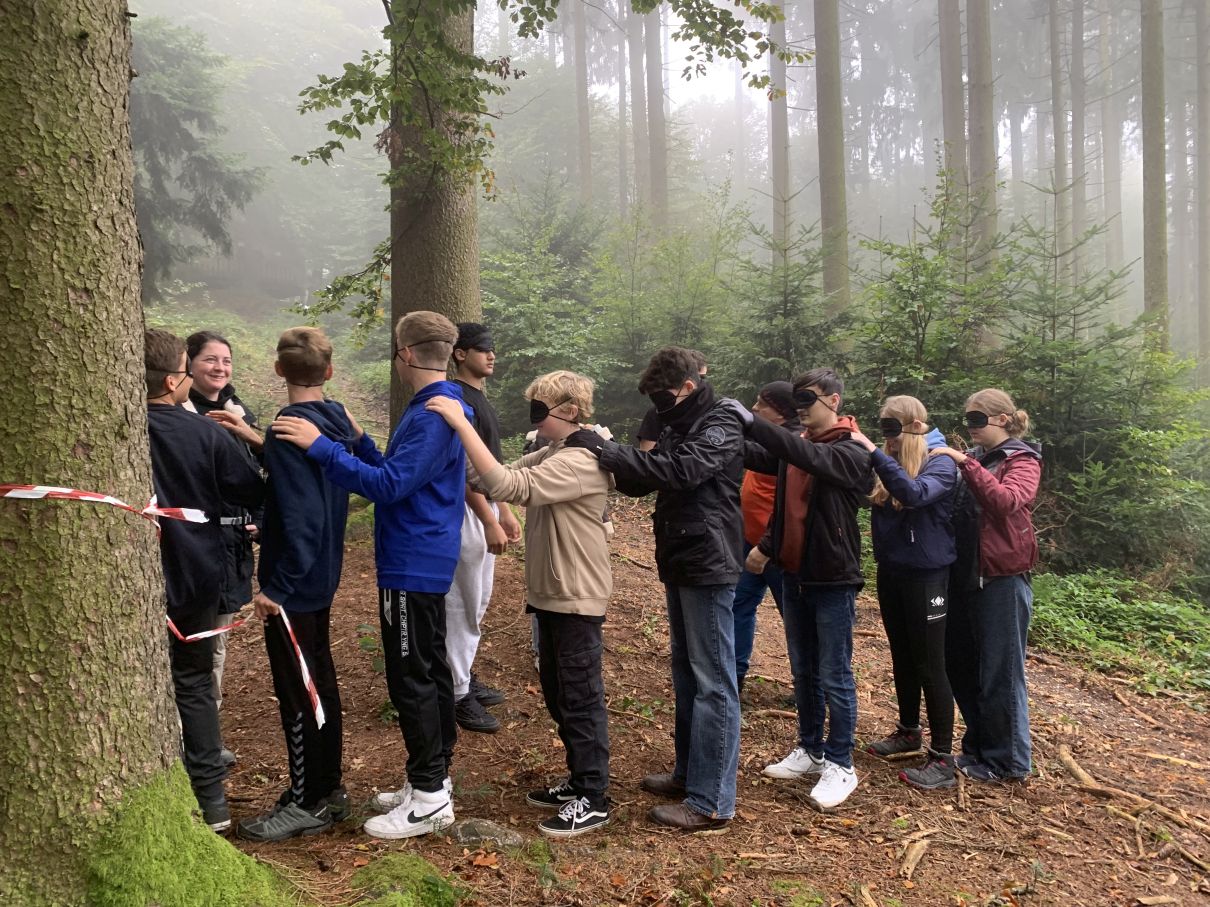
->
[599, 386, 746, 586]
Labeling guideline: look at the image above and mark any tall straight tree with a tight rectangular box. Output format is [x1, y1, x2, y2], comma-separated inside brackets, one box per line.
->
[938, 0, 968, 196]
[1070, 0, 1087, 279]
[1100, 2, 1124, 272]
[770, 0, 791, 255]
[815, 0, 850, 312]
[1199, 0, 1210, 380]
[1141, 0, 1169, 348]
[626, 6, 649, 209]
[616, 9, 629, 219]
[1050, 0, 1071, 265]
[571, 0, 592, 203]
[644, 8, 668, 225]
[967, 0, 997, 259]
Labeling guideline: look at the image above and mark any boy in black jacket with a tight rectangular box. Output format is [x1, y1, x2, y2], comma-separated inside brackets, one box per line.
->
[145, 329, 264, 832]
[237, 327, 356, 842]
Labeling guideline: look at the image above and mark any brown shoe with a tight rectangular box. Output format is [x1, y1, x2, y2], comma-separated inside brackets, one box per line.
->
[640, 773, 686, 799]
[648, 803, 730, 833]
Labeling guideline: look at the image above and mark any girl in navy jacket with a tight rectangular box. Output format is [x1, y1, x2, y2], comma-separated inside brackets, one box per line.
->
[850, 396, 959, 790]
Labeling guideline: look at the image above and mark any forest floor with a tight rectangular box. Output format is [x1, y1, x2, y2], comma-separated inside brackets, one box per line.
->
[220, 500, 1210, 907]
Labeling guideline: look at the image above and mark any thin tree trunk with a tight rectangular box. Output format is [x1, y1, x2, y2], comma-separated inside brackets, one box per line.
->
[967, 0, 997, 261]
[1011, 104, 1026, 217]
[1051, 0, 1071, 268]
[644, 9, 668, 226]
[572, 0, 591, 203]
[1101, 7, 1124, 272]
[1071, 0, 1086, 279]
[389, 4, 481, 425]
[734, 59, 745, 186]
[1171, 93, 1191, 337]
[617, 13, 629, 220]
[938, 0, 968, 194]
[1141, 0, 1169, 348]
[1198, 0, 1210, 380]
[627, 7, 649, 210]
[497, 1, 510, 58]
[815, 0, 850, 312]
[770, 0, 791, 256]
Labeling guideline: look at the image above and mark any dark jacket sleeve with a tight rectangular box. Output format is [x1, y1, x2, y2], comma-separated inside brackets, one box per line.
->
[598, 409, 744, 493]
[747, 417, 871, 490]
[214, 427, 265, 509]
[871, 448, 957, 508]
[743, 440, 780, 475]
[259, 433, 326, 604]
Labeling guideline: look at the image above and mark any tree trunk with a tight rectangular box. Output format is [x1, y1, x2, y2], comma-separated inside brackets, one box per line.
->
[617, 12, 629, 220]
[815, 0, 850, 312]
[967, 0, 997, 260]
[497, 1, 510, 58]
[734, 58, 745, 186]
[1101, 7, 1124, 272]
[770, 0, 791, 256]
[572, 0, 592, 204]
[938, 0, 967, 195]
[1198, 0, 1210, 380]
[644, 9, 668, 226]
[1050, 0, 1071, 267]
[1170, 92, 1191, 340]
[627, 7, 649, 210]
[1141, 0, 1169, 348]
[1010, 104, 1026, 218]
[1070, 0, 1086, 279]
[389, 5, 481, 426]
[0, 3, 280, 903]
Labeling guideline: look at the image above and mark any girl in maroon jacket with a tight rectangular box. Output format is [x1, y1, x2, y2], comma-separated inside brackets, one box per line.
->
[930, 389, 1041, 783]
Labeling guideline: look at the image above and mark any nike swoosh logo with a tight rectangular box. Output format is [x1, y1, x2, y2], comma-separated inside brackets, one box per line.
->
[406, 803, 449, 823]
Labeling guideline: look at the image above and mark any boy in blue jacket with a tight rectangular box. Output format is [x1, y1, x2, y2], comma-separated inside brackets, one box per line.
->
[237, 327, 355, 842]
[272, 312, 469, 840]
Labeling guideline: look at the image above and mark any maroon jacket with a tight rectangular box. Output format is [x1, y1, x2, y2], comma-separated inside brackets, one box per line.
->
[952, 439, 1042, 585]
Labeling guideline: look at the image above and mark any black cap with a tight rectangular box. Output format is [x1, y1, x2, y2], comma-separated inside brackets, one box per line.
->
[758, 381, 797, 421]
[454, 322, 494, 351]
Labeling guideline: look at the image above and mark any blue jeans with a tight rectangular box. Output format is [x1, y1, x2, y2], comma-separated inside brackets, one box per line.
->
[781, 578, 859, 768]
[946, 574, 1032, 778]
[732, 544, 786, 685]
[666, 583, 741, 819]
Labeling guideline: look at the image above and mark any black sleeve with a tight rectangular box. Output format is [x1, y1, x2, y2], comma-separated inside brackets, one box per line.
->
[747, 417, 872, 489]
[600, 409, 744, 493]
[213, 426, 265, 509]
[743, 440, 780, 475]
[635, 407, 662, 443]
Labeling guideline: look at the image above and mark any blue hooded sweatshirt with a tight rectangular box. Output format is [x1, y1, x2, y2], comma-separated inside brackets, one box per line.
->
[259, 400, 356, 612]
[306, 381, 469, 593]
[869, 427, 959, 572]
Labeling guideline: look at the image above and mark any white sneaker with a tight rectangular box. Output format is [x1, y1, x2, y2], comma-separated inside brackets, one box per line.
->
[363, 787, 454, 840]
[371, 777, 451, 813]
[762, 746, 826, 780]
[810, 760, 858, 809]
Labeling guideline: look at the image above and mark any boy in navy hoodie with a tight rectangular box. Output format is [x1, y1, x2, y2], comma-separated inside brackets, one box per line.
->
[272, 311, 469, 840]
[237, 327, 355, 842]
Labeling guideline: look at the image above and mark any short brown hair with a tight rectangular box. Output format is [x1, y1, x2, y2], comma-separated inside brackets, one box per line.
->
[395, 311, 458, 369]
[145, 329, 186, 397]
[525, 370, 595, 422]
[638, 347, 700, 395]
[277, 326, 332, 385]
[793, 367, 844, 400]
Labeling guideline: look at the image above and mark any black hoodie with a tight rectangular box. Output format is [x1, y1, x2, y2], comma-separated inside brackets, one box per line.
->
[258, 400, 356, 612]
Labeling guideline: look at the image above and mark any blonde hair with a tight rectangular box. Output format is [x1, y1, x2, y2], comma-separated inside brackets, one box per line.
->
[525, 370, 595, 422]
[870, 395, 929, 510]
[277, 326, 332, 385]
[966, 388, 1031, 438]
[395, 311, 457, 368]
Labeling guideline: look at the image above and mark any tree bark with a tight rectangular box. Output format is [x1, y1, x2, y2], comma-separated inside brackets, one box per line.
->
[815, 0, 850, 312]
[1070, 0, 1086, 279]
[1141, 0, 1169, 348]
[1050, 0, 1071, 267]
[389, 5, 481, 427]
[616, 10, 629, 220]
[938, 0, 967, 195]
[1010, 104, 1026, 217]
[734, 59, 745, 186]
[627, 7, 649, 210]
[0, 3, 273, 903]
[497, 0, 510, 58]
[1101, 6, 1124, 272]
[644, 9, 668, 226]
[572, 0, 592, 204]
[1198, 0, 1210, 380]
[1170, 92, 1191, 338]
[967, 0, 997, 261]
[770, 0, 791, 256]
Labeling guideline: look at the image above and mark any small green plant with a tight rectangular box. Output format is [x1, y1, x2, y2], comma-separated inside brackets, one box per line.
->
[357, 624, 385, 674]
[351, 853, 464, 907]
[617, 695, 655, 719]
[890, 816, 910, 831]
[517, 839, 558, 890]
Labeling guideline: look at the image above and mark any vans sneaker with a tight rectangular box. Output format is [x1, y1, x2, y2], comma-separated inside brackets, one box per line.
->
[470, 673, 505, 707]
[865, 725, 922, 758]
[900, 754, 956, 790]
[200, 799, 231, 833]
[538, 797, 609, 838]
[762, 746, 826, 780]
[456, 694, 500, 733]
[809, 761, 858, 809]
[237, 802, 333, 842]
[526, 777, 578, 809]
[372, 777, 451, 813]
[363, 788, 454, 840]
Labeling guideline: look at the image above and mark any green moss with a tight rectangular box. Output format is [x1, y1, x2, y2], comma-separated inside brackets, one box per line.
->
[351, 853, 463, 906]
[86, 764, 298, 907]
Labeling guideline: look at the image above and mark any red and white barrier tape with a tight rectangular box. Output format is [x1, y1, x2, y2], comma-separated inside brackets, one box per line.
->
[279, 610, 326, 729]
[166, 614, 249, 643]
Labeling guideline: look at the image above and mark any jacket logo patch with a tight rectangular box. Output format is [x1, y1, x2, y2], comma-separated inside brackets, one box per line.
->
[704, 426, 726, 446]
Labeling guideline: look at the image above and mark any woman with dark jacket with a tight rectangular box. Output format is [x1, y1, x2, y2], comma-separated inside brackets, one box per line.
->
[930, 389, 1041, 784]
[850, 396, 959, 790]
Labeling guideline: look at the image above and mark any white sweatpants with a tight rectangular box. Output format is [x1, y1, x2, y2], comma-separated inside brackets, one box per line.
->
[444, 502, 497, 698]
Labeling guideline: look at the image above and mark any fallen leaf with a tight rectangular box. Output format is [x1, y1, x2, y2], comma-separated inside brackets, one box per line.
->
[471, 851, 500, 868]
[1136, 898, 1178, 906]
[610, 874, 626, 887]
[352, 857, 369, 868]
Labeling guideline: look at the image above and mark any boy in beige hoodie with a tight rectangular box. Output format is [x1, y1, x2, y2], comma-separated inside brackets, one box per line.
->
[426, 371, 614, 838]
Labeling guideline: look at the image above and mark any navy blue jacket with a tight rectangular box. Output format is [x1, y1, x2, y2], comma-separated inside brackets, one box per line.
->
[307, 381, 469, 593]
[259, 400, 355, 612]
[869, 428, 959, 572]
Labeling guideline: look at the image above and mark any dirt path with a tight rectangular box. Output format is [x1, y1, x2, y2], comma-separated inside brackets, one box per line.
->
[221, 503, 1210, 906]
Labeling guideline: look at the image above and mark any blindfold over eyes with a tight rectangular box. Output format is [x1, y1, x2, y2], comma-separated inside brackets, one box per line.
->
[964, 410, 990, 428]
[530, 397, 574, 424]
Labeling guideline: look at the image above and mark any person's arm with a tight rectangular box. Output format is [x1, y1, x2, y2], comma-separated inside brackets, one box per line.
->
[213, 427, 265, 509]
[743, 439, 780, 475]
[594, 410, 744, 492]
[870, 448, 957, 508]
[747, 417, 871, 488]
[207, 409, 264, 452]
[479, 448, 608, 507]
[959, 453, 1041, 517]
[497, 501, 522, 542]
[256, 433, 328, 610]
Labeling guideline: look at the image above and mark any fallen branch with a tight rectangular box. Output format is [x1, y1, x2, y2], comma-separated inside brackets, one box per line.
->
[855, 628, 881, 638]
[612, 552, 654, 570]
[1106, 805, 1210, 873]
[1143, 751, 1210, 771]
[1111, 688, 1164, 729]
[901, 839, 929, 879]
[750, 708, 797, 719]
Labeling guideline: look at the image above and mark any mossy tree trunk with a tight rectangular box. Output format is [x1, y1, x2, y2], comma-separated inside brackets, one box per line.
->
[0, 1, 178, 902]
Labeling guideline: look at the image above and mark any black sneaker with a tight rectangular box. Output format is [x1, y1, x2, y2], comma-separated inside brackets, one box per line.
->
[456, 694, 500, 733]
[200, 799, 231, 833]
[538, 797, 609, 838]
[900, 754, 956, 790]
[470, 673, 505, 707]
[237, 802, 333, 842]
[865, 725, 923, 757]
[526, 777, 578, 809]
[319, 786, 350, 822]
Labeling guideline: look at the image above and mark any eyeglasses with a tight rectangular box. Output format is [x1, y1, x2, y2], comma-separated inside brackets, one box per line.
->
[167, 367, 193, 379]
[964, 410, 990, 428]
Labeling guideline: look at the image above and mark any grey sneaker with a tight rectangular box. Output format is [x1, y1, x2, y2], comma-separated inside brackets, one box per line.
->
[237, 802, 333, 842]
[865, 725, 923, 757]
[899, 754, 956, 790]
